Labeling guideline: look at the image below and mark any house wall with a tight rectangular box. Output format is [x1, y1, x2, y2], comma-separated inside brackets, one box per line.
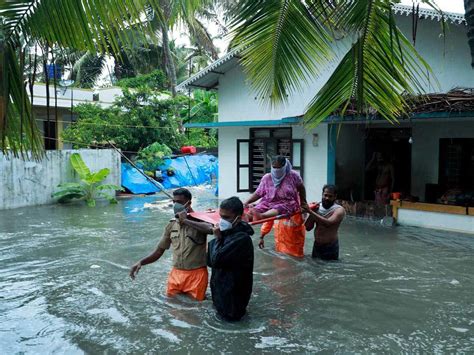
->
[217, 124, 329, 203]
[396, 16, 473, 93]
[411, 120, 474, 200]
[397, 209, 474, 234]
[34, 107, 74, 149]
[0, 149, 121, 210]
[215, 13, 472, 207]
[217, 17, 471, 122]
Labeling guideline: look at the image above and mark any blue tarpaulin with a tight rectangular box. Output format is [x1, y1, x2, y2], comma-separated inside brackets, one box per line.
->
[121, 154, 218, 194]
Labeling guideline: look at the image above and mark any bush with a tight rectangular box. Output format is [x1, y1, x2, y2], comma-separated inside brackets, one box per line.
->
[136, 142, 172, 174]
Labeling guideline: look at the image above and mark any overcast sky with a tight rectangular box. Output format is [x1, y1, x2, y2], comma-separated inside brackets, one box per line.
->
[400, 0, 465, 13]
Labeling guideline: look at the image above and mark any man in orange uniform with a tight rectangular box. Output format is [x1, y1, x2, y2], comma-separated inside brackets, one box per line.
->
[129, 188, 212, 300]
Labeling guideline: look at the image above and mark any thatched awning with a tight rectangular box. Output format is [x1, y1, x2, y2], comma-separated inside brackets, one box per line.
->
[335, 88, 474, 119]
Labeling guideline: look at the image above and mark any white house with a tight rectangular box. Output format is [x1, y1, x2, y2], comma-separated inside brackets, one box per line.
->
[178, 5, 474, 233]
[31, 84, 123, 149]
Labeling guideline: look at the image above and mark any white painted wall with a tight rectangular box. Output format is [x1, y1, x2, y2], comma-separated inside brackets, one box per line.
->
[218, 126, 250, 200]
[0, 149, 121, 210]
[411, 120, 474, 200]
[217, 125, 328, 203]
[396, 16, 473, 93]
[292, 125, 328, 203]
[32, 84, 121, 109]
[397, 209, 474, 234]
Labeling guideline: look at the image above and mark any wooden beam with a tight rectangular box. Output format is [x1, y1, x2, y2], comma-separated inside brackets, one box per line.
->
[397, 201, 467, 215]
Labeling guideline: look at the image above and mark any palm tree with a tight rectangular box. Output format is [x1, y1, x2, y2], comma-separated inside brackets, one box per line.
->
[151, 0, 218, 96]
[0, 0, 166, 158]
[228, 0, 466, 127]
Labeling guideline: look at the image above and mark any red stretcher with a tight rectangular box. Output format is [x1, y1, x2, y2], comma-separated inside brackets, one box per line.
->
[188, 202, 319, 226]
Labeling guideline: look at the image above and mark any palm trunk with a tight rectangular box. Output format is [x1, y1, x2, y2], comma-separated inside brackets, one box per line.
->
[466, 0, 474, 67]
[161, 24, 177, 96]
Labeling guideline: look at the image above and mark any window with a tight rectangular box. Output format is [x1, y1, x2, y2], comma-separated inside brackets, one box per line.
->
[439, 138, 474, 191]
[236, 128, 304, 192]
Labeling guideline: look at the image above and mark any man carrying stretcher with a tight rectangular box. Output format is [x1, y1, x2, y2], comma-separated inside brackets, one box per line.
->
[129, 188, 212, 301]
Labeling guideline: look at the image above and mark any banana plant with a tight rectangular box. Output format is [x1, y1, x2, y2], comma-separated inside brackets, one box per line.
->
[52, 153, 123, 207]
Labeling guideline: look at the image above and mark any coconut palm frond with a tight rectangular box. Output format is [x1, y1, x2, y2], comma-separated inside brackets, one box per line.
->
[187, 17, 219, 60]
[304, 1, 436, 127]
[0, 40, 43, 157]
[0, 0, 164, 158]
[72, 52, 106, 88]
[229, 0, 333, 105]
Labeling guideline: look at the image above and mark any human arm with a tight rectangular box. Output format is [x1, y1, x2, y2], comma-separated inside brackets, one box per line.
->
[129, 246, 165, 280]
[297, 183, 308, 209]
[243, 192, 260, 208]
[129, 223, 171, 280]
[303, 206, 345, 228]
[177, 211, 213, 234]
[305, 214, 316, 231]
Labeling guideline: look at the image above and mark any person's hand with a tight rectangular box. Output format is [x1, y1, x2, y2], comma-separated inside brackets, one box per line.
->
[176, 211, 187, 225]
[213, 226, 222, 240]
[129, 262, 142, 280]
[243, 201, 250, 208]
[301, 204, 311, 213]
[258, 237, 264, 249]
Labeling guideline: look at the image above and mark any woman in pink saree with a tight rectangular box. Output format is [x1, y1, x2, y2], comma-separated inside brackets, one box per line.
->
[243, 155, 308, 221]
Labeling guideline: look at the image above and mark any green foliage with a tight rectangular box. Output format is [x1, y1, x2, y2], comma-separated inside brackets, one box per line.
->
[230, 0, 438, 125]
[183, 128, 217, 148]
[117, 70, 167, 90]
[61, 87, 186, 152]
[136, 142, 173, 174]
[53, 153, 123, 206]
[180, 90, 218, 148]
[182, 90, 218, 124]
[0, 0, 168, 158]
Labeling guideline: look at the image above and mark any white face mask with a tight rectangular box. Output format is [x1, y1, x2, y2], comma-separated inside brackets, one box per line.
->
[173, 201, 190, 215]
[218, 217, 238, 231]
[271, 166, 285, 179]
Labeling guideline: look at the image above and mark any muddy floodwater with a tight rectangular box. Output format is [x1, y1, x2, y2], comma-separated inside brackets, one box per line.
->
[1, 187, 473, 353]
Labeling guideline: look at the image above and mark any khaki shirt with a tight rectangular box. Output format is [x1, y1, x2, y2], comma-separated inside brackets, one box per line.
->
[157, 219, 207, 270]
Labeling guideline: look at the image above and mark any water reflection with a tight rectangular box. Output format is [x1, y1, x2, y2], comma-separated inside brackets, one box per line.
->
[0, 187, 473, 353]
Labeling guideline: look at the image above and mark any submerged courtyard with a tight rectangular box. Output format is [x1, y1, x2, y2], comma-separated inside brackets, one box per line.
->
[1, 187, 472, 353]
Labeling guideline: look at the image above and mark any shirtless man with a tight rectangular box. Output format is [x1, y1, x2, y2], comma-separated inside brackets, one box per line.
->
[366, 152, 395, 205]
[304, 184, 345, 260]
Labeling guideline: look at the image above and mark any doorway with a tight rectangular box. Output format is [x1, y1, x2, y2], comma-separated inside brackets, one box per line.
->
[364, 128, 412, 200]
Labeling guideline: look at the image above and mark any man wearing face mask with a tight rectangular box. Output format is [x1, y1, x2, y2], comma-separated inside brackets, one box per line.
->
[304, 184, 345, 260]
[243, 155, 308, 221]
[207, 197, 254, 321]
[129, 188, 213, 301]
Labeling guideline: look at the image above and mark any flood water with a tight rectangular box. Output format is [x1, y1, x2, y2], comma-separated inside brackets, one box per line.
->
[1, 186, 473, 353]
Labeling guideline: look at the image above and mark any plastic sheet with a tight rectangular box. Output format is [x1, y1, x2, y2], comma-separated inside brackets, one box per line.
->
[121, 154, 218, 194]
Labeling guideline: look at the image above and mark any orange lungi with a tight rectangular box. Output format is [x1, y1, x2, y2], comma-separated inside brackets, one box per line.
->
[273, 214, 305, 258]
[166, 266, 208, 301]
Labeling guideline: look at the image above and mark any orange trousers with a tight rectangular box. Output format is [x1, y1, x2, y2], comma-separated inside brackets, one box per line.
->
[166, 266, 208, 301]
[273, 214, 305, 258]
